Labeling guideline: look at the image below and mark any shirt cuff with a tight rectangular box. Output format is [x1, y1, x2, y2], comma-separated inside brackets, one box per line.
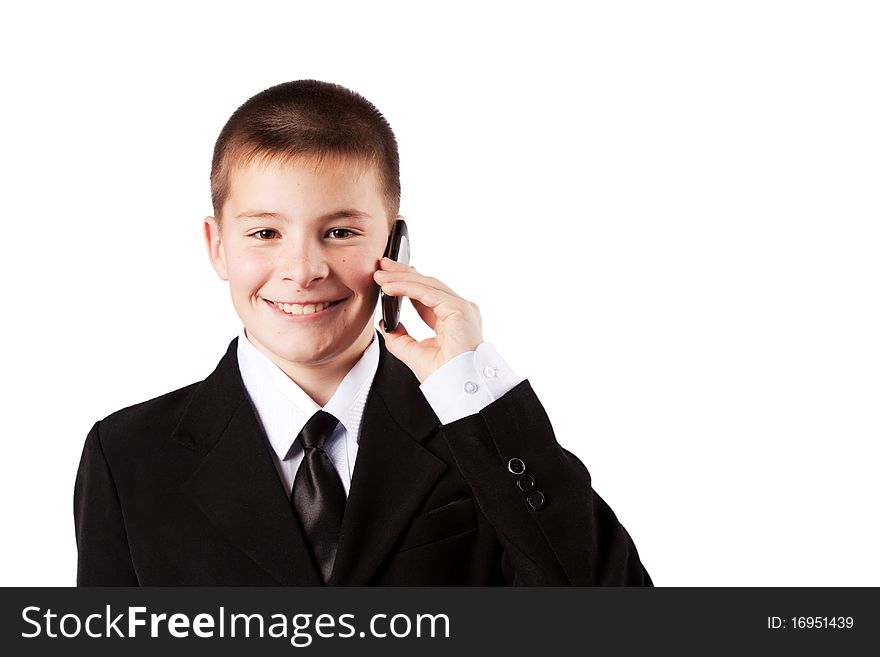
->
[419, 343, 524, 425]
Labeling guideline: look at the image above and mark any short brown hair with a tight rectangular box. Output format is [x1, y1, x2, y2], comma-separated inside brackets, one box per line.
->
[210, 80, 400, 220]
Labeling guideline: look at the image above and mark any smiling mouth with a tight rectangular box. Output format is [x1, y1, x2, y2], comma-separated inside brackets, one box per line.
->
[265, 297, 346, 316]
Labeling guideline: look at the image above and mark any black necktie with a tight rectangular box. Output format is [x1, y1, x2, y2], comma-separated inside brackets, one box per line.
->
[291, 410, 346, 583]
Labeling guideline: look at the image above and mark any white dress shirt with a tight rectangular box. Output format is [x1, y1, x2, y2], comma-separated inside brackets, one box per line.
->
[236, 326, 522, 498]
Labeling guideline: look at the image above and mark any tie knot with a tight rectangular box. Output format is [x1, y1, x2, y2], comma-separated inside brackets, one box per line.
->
[298, 410, 339, 450]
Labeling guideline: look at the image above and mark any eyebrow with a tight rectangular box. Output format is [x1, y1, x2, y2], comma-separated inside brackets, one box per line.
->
[233, 209, 372, 222]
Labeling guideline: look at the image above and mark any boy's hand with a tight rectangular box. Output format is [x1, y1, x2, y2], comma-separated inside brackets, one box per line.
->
[373, 257, 483, 382]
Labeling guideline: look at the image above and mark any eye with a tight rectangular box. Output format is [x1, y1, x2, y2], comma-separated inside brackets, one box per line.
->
[251, 229, 279, 240]
[326, 228, 356, 239]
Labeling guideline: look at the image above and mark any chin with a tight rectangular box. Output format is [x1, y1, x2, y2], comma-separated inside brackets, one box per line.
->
[243, 302, 377, 366]
[282, 329, 367, 366]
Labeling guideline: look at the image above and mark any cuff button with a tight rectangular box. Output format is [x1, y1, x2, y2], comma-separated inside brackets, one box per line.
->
[526, 491, 546, 510]
[516, 474, 536, 492]
[507, 458, 525, 475]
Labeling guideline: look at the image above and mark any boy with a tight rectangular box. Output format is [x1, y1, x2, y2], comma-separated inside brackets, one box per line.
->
[74, 80, 651, 586]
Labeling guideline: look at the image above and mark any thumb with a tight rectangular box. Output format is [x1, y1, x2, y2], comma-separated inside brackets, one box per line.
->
[379, 319, 418, 362]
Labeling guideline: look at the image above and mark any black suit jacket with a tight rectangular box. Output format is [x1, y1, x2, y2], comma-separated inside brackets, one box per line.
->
[75, 335, 651, 586]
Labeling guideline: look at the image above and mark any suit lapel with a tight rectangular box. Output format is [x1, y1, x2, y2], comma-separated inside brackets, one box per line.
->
[329, 335, 446, 586]
[172, 334, 446, 586]
[175, 339, 322, 586]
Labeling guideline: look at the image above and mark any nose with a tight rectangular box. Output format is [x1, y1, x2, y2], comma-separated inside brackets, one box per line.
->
[280, 236, 330, 288]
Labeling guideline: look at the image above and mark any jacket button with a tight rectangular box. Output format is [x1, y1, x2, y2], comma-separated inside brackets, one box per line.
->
[507, 458, 525, 475]
[516, 474, 536, 492]
[526, 491, 546, 510]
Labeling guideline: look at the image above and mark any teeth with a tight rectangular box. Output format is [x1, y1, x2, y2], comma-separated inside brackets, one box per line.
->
[273, 300, 335, 315]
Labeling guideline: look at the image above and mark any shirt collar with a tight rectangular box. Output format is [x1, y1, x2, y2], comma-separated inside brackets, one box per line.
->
[236, 327, 380, 461]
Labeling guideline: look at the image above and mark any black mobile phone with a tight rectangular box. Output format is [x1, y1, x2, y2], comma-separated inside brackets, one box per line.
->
[380, 219, 410, 332]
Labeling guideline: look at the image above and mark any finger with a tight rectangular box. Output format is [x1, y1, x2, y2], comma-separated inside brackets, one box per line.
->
[377, 279, 453, 311]
[380, 281, 471, 326]
[374, 268, 460, 297]
[408, 296, 438, 331]
[379, 256, 412, 272]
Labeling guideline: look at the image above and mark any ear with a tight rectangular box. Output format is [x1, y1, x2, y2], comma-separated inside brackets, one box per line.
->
[203, 216, 229, 281]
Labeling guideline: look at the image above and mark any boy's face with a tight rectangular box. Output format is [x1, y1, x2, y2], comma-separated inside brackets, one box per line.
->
[204, 156, 392, 373]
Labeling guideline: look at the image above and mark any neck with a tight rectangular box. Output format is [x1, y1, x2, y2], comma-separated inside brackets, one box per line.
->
[249, 323, 376, 407]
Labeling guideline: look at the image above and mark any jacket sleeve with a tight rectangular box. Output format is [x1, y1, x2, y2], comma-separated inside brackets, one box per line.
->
[74, 421, 139, 586]
[440, 380, 652, 586]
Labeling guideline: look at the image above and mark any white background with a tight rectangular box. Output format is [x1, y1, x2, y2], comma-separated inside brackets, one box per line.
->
[1, 1, 877, 586]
